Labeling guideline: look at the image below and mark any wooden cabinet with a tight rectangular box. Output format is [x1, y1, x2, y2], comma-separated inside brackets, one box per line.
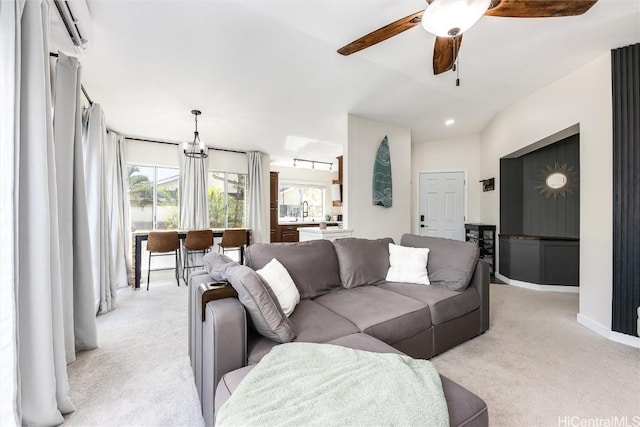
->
[333, 155, 343, 207]
[277, 222, 340, 243]
[279, 225, 299, 242]
[270, 172, 279, 242]
[465, 223, 496, 276]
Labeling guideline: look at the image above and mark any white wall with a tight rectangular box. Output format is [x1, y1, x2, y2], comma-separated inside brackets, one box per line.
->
[126, 139, 180, 168]
[479, 52, 613, 332]
[345, 114, 411, 243]
[126, 139, 248, 174]
[256, 153, 271, 243]
[411, 134, 482, 234]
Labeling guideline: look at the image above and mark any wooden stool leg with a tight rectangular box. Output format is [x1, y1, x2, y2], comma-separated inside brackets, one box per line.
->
[147, 251, 152, 291]
[175, 250, 180, 287]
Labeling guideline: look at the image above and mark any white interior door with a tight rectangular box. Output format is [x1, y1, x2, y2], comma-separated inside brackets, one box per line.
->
[418, 172, 465, 240]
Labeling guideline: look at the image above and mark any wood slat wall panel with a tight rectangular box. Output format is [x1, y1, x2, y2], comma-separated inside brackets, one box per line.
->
[612, 43, 640, 337]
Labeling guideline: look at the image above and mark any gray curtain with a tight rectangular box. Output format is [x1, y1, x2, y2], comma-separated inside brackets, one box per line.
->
[180, 149, 210, 229]
[14, 0, 75, 423]
[247, 151, 266, 243]
[0, 0, 20, 424]
[53, 53, 98, 360]
[83, 107, 130, 313]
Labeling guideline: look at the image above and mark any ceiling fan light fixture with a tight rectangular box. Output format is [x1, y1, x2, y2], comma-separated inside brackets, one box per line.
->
[422, 0, 491, 37]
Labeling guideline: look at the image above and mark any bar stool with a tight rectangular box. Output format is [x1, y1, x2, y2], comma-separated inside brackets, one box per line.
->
[218, 229, 248, 262]
[146, 231, 181, 291]
[183, 229, 214, 281]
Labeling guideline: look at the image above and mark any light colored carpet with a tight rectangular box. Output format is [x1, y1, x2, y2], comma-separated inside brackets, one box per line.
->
[64, 271, 204, 427]
[64, 277, 639, 426]
[431, 284, 640, 427]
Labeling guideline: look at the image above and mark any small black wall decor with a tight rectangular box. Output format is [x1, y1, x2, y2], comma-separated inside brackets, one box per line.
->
[480, 178, 495, 192]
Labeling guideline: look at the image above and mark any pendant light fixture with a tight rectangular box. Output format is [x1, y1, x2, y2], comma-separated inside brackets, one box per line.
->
[183, 109, 208, 159]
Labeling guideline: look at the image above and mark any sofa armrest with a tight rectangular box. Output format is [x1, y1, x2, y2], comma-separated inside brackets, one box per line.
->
[469, 260, 490, 333]
[201, 297, 247, 427]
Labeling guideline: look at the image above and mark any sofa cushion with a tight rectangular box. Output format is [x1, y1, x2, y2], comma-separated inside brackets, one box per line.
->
[246, 240, 342, 299]
[379, 282, 480, 325]
[289, 299, 359, 343]
[327, 333, 403, 354]
[401, 234, 479, 291]
[224, 264, 296, 343]
[313, 286, 431, 345]
[247, 300, 360, 364]
[332, 237, 394, 288]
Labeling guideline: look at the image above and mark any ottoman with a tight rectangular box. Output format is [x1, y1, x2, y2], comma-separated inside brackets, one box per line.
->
[215, 333, 488, 427]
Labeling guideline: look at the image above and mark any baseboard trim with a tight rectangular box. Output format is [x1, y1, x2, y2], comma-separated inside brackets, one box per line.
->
[577, 313, 640, 349]
[495, 274, 579, 293]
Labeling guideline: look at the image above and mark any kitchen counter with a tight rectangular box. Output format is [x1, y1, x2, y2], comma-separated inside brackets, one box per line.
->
[279, 221, 342, 226]
[298, 227, 354, 242]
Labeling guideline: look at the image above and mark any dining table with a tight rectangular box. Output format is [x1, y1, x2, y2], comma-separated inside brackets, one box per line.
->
[131, 228, 251, 289]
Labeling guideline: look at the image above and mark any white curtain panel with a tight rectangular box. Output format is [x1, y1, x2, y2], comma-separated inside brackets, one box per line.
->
[179, 148, 210, 229]
[15, 0, 75, 424]
[247, 151, 266, 243]
[52, 52, 98, 359]
[0, 0, 20, 425]
[83, 104, 107, 311]
[83, 106, 127, 313]
[106, 131, 131, 290]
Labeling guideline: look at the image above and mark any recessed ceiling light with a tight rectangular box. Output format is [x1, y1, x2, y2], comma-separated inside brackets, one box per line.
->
[445, 119, 455, 126]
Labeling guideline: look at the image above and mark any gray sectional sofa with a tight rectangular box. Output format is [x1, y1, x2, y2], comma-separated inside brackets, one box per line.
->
[190, 234, 490, 426]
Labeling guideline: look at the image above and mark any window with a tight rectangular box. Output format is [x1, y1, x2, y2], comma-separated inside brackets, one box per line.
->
[279, 183, 324, 222]
[208, 172, 247, 228]
[127, 164, 179, 231]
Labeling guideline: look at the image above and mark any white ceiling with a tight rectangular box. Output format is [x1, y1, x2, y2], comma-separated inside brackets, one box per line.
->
[74, 0, 639, 166]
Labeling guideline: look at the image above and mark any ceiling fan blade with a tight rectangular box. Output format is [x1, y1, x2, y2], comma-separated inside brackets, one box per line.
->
[485, 0, 598, 18]
[337, 10, 424, 56]
[433, 35, 462, 75]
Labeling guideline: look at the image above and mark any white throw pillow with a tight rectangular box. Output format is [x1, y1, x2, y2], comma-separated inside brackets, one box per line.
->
[256, 258, 300, 317]
[385, 243, 430, 285]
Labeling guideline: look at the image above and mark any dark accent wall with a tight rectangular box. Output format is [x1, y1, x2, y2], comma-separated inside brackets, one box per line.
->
[500, 158, 523, 235]
[500, 135, 580, 238]
[611, 43, 640, 337]
[522, 134, 580, 238]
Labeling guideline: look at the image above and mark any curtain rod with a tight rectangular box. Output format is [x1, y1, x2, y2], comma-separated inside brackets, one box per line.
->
[49, 52, 94, 105]
[123, 136, 247, 155]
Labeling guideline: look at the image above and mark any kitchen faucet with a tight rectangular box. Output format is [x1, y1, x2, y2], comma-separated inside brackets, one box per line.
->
[302, 201, 309, 219]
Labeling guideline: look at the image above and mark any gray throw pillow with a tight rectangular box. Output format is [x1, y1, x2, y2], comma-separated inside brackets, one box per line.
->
[223, 264, 296, 343]
[400, 234, 479, 291]
[203, 252, 237, 281]
[332, 238, 394, 289]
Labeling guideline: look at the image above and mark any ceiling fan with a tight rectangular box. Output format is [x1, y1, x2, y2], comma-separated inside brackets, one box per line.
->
[337, 0, 598, 75]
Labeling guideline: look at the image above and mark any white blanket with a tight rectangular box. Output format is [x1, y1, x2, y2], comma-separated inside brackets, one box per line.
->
[216, 342, 449, 426]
